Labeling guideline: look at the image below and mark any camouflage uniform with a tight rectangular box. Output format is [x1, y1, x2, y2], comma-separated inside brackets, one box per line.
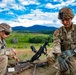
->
[53, 24, 76, 54]
[52, 7, 76, 75]
[0, 39, 8, 75]
[53, 24, 76, 75]
[0, 23, 12, 75]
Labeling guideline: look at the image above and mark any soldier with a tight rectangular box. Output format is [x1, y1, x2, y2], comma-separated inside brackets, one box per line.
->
[33, 7, 76, 75]
[0, 23, 19, 75]
[51, 7, 76, 75]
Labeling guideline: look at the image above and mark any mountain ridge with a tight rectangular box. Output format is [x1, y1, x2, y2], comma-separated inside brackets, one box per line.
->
[12, 25, 58, 32]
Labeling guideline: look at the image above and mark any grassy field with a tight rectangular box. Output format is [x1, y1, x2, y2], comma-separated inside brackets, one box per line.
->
[5, 32, 53, 49]
[5, 32, 53, 62]
[6, 32, 56, 75]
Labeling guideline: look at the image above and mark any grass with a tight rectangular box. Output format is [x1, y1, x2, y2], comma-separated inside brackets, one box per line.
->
[5, 32, 53, 49]
[5, 32, 53, 62]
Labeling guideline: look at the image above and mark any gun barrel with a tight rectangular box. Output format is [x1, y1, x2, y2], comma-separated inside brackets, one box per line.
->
[30, 46, 37, 53]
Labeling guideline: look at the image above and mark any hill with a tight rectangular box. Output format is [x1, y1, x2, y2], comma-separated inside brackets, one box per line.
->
[12, 25, 57, 32]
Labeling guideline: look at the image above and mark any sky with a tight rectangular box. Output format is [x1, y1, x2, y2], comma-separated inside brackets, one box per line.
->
[0, 0, 76, 28]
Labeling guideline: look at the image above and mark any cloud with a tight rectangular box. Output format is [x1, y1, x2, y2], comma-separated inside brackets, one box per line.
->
[73, 15, 76, 24]
[19, 0, 40, 5]
[0, 0, 76, 28]
[0, 0, 26, 11]
[45, 0, 76, 9]
[7, 9, 61, 27]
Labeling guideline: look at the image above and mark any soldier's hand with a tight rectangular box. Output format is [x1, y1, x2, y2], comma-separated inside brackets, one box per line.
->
[10, 48, 16, 55]
[12, 55, 19, 62]
[47, 56, 55, 62]
[46, 55, 56, 65]
[9, 48, 19, 62]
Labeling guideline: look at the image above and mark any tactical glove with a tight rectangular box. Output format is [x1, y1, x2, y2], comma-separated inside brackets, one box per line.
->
[58, 55, 69, 72]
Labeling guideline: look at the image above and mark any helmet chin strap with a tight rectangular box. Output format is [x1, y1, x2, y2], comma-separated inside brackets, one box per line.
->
[64, 24, 72, 32]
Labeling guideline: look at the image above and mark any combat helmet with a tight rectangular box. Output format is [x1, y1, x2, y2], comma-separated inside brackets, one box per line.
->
[58, 7, 74, 20]
[0, 23, 12, 32]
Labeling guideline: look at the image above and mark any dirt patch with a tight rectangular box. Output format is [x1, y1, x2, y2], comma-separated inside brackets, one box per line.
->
[16, 48, 52, 54]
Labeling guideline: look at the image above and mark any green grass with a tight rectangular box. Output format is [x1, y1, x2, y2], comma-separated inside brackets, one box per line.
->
[5, 32, 53, 49]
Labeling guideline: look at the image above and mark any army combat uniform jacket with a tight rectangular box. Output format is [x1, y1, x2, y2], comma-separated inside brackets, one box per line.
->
[0, 39, 8, 75]
[53, 24, 76, 75]
[53, 24, 76, 53]
[0, 39, 15, 75]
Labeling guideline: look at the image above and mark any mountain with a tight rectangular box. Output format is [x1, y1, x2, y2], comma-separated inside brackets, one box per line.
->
[12, 25, 57, 32]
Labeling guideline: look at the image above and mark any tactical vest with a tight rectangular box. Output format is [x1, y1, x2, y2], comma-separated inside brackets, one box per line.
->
[0, 39, 6, 50]
[0, 39, 6, 55]
[58, 24, 76, 51]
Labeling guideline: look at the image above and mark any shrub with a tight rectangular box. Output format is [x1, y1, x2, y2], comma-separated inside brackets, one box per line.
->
[29, 36, 47, 43]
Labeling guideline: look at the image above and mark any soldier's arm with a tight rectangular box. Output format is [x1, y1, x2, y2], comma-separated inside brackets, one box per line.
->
[53, 29, 61, 54]
[41, 29, 62, 64]
[5, 48, 19, 62]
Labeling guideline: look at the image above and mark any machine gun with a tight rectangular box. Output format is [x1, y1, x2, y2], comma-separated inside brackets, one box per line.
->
[5, 39, 49, 75]
[30, 40, 49, 62]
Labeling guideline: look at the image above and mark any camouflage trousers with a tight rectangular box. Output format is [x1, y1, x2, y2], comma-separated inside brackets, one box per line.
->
[56, 56, 76, 75]
[0, 55, 8, 75]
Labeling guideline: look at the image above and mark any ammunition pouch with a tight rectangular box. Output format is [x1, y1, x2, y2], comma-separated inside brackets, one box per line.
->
[58, 49, 76, 72]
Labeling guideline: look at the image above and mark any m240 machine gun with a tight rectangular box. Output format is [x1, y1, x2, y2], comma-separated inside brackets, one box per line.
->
[30, 40, 49, 62]
[5, 39, 49, 75]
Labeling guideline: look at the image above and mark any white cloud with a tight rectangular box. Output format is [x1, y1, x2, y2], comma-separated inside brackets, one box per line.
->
[73, 15, 76, 24]
[45, 0, 75, 9]
[10, 3, 25, 10]
[0, 0, 15, 8]
[0, 0, 25, 11]
[9, 9, 60, 27]
[6, 11, 14, 15]
[0, 0, 76, 28]
[71, 1, 76, 6]
[0, 7, 76, 28]
[19, 0, 40, 5]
